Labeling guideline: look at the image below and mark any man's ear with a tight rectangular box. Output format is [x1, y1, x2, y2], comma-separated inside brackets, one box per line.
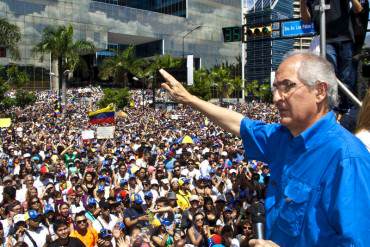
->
[315, 81, 328, 103]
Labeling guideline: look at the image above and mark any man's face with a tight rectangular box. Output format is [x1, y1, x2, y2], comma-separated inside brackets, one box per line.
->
[56, 224, 70, 239]
[75, 216, 88, 230]
[273, 56, 319, 135]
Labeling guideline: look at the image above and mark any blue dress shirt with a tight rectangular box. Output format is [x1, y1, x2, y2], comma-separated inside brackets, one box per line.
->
[240, 111, 370, 247]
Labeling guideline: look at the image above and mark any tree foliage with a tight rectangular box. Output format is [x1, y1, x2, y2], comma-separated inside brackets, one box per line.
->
[188, 68, 212, 101]
[245, 80, 272, 102]
[98, 88, 130, 109]
[0, 18, 21, 59]
[32, 24, 95, 88]
[99, 45, 140, 87]
[14, 90, 37, 107]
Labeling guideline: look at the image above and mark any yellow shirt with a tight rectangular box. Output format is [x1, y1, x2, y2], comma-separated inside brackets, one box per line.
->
[70, 227, 98, 247]
[177, 190, 191, 210]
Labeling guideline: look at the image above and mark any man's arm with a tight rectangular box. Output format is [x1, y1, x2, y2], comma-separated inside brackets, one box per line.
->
[300, 0, 311, 23]
[159, 69, 244, 137]
[351, 0, 363, 13]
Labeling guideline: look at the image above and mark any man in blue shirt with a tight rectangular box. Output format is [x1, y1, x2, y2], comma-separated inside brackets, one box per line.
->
[159, 51, 370, 247]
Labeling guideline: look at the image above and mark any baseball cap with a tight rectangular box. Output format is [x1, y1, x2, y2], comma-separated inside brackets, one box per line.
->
[144, 191, 153, 199]
[131, 194, 143, 205]
[189, 195, 199, 202]
[26, 210, 41, 221]
[224, 206, 233, 212]
[171, 178, 179, 184]
[150, 179, 159, 185]
[99, 228, 112, 239]
[87, 197, 97, 206]
[3, 175, 12, 183]
[161, 178, 169, 184]
[44, 204, 54, 214]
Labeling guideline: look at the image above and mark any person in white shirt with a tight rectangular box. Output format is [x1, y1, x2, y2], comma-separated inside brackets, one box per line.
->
[23, 210, 50, 247]
[199, 153, 212, 177]
[93, 201, 119, 232]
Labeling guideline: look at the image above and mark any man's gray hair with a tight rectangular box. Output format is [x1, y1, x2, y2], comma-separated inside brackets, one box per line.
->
[284, 50, 338, 108]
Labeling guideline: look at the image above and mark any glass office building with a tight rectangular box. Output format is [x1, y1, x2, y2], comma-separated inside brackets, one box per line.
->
[0, 0, 241, 89]
[244, 0, 294, 85]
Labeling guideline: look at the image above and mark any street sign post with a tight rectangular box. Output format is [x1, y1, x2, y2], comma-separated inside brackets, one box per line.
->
[281, 20, 316, 37]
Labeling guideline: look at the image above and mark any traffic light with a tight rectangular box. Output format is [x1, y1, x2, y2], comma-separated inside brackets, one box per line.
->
[242, 24, 272, 42]
[222, 26, 241, 42]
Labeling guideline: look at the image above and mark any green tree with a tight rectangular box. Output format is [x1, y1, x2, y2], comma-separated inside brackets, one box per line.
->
[15, 90, 37, 107]
[32, 24, 95, 103]
[245, 80, 272, 102]
[209, 66, 234, 104]
[6, 64, 29, 88]
[99, 45, 139, 87]
[143, 54, 183, 104]
[0, 18, 21, 59]
[230, 76, 244, 103]
[188, 68, 212, 101]
[98, 88, 130, 109]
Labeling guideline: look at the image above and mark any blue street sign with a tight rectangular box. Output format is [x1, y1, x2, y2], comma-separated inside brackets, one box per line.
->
[281, 20, 316, 37]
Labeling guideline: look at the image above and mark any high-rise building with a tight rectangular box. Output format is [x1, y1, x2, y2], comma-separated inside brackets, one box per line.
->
[0, 0, 241, 89]
[244, 0, 294, 86]
[292, 0, 312, 50]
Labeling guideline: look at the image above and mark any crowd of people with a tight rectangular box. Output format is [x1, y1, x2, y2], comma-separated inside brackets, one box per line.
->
[0, 87, 279, 247]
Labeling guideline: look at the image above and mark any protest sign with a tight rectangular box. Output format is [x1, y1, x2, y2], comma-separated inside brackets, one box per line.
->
[81, 130, 94, 140]
[97, 126, 115, 139]
[0, 118, 11, 128]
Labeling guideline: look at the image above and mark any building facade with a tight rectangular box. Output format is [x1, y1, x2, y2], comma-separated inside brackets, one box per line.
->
[244, 0, 294, 86]
[0, 0, 242, 89]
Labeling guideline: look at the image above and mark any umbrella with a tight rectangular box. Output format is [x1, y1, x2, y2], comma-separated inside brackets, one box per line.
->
[181, 135, 194, 144]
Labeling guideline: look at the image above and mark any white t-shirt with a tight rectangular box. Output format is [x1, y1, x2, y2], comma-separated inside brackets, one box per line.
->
[356, 130, 370, 152]
[23, 226, 49, 247]
[94, 214, 119, 232]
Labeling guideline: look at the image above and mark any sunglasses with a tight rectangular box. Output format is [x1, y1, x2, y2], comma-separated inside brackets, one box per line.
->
[76, 219, 87, 224]
[195, 218, 204, 222]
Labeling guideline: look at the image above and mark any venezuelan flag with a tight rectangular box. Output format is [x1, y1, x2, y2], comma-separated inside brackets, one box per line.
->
[88, 104, 115, 125]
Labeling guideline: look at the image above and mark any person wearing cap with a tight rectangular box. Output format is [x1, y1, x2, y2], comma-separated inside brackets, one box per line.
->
[123, 194, 149, 233]
[23, 210, 50, 247]
[176, 178, 192, 210]
[159, 178, 170, 197]
[97, 228, 115, 247]
[47, 219, 85, 247]
[181, 195, 202, 229]
[70, 211, 98, 247]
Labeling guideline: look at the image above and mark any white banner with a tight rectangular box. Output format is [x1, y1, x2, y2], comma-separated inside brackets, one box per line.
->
[96, 126, 115, 139]
[81, 130, 94, 140]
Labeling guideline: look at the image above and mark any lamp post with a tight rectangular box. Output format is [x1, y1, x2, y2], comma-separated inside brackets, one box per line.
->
[182, 25, 202, 59]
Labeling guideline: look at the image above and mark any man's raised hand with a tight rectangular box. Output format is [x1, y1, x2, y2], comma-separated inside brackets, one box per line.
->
[159, 69, 193, 104]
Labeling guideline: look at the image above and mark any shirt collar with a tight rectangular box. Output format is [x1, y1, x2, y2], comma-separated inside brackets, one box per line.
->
[293, 111, 337, 149]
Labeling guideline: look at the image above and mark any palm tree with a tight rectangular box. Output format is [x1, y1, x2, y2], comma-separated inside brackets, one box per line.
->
[209, 66, 234, 104]
[0, 18, 21, 59]
[189, 68, 212, 101]
[32, 24, 95, 103]
[99, 45, 140, 87]
[231, 76, 244, 103]
[145, 54, 183, 104]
